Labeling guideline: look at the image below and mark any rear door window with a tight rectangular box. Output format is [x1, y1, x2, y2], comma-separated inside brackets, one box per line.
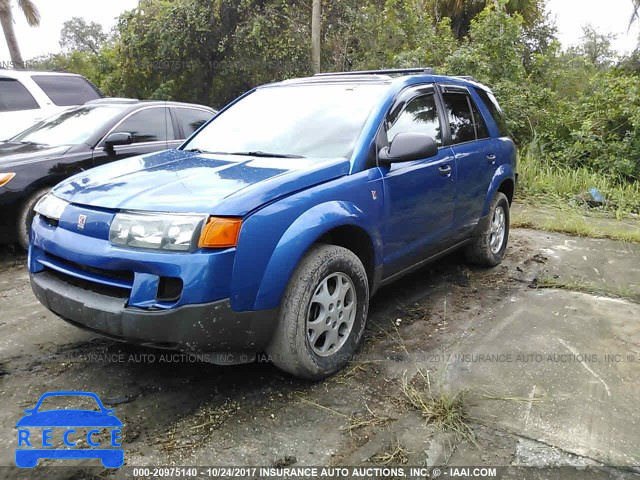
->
[441, 91, 477, 144]
[31, 75, 101, 106]
[442, 89, 490, 143]
[0, 78, 40, 112]
[113, 107, 175, 143]
[175, 108, 213, 138]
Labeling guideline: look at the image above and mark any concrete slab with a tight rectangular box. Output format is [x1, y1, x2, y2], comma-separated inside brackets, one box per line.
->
[520, 229, 640, 299]
[438, 288, 640, 467]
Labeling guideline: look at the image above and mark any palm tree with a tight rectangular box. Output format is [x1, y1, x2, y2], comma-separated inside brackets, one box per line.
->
[0, 0, 40, 69]
[436, 0, 541, 38]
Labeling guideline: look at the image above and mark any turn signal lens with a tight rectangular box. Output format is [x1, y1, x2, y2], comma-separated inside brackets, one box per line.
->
[198, 217, 242, 248]
[0, 173, 16, 187]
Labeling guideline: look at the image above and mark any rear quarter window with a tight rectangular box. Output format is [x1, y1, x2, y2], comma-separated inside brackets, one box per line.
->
[475, 88, 510, 137]
[0, 78, 40, 112]
[31, 75, 101, 107]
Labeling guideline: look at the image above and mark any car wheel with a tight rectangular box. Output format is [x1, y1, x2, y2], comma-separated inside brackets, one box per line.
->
[267, 244, 369, 380]
[465, 192, 510, 267]
[16, 187, 50, 251]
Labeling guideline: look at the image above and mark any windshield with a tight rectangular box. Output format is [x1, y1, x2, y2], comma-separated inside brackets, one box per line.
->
[183, 83, 388, 159]
[11, 105, 129, 146]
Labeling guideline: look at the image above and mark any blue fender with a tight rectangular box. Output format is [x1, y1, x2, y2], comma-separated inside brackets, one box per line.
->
[252, 201, 382, 311]
[482, 163, 516, 216]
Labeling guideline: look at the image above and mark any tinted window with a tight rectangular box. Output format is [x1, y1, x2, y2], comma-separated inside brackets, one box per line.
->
[387, 93, 442, 145]
[31, 75, 101, 106]
[175, 108, 213, 137]
[475, 88, 510, 137]
[442, 92, 476, 144]
[12, 105, 129, 145]
[0, 78, 39, 112]
[114, 108, 174, 143]
[470, 96, 489, 139]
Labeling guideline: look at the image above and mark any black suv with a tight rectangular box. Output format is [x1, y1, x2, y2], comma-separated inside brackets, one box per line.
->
[0, 99, 216, 248]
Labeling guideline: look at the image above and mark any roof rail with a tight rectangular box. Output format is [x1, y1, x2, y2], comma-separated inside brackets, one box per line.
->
[454, 75, 477, 81]
[85, 97, 139, 104]
[314, 68, 435, 77]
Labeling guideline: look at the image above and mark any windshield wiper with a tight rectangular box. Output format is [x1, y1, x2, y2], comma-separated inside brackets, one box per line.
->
[183, 148, 212, 153]
[230, 151, 305, 159]
[183, 149, 305, 158]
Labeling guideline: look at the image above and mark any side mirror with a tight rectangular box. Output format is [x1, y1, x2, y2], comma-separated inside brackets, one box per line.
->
[379, 133, 438, 164]
[104, 132, 132, 148]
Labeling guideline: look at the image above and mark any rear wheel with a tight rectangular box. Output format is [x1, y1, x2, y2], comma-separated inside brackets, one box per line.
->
[16, 188, 50, 251]
[267, 244, 369, 380]
[465, 192, 510, 267]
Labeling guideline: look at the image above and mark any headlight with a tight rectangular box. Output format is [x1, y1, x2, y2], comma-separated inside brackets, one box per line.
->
[34, 193, 69, 221]
[0, 172, 16, 187]
[109, 212, 209, 252]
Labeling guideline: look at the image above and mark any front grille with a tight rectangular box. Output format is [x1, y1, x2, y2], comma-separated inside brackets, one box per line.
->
[46, 253, 134, 284]
[43, 266, 131, 298]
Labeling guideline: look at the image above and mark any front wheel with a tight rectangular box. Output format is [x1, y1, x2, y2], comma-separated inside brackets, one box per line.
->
[267, 244, 369, 380]
[465, 192, 510, 267]
[16, 188, 50, 251]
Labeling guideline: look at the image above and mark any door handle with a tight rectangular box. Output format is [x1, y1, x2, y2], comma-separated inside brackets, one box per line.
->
[487, 154, 497, 163]
[438, 165, 452, 176]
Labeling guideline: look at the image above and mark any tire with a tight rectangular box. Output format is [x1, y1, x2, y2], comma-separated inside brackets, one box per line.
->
[267, 244, 369, 380]
[465, 192, 510, 267]
[16, 188, 50, 251]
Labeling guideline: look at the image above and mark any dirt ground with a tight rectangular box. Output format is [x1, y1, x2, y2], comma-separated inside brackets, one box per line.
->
[0, 228, 639, 479]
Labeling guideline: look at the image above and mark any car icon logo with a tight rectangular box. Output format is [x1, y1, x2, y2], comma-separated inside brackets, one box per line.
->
[77, 214, 87, 230]
[15, 391, 124, 468]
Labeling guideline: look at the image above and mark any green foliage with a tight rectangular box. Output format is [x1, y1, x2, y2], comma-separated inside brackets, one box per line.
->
[32, 0, 640, 190]
[573, 25, 617, 68]
[60, 17, 109, 55]
[518, 148, 640, 215]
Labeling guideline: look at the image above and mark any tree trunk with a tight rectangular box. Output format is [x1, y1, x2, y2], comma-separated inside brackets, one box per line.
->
[0, 9, 24, 69]
[311, 0, 320, 73]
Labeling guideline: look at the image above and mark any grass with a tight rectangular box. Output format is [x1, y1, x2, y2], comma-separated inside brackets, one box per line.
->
[512, 206, 640, 243]
[514, 149, 640, 242]
[371, 438, 410, 465]
[161, 399, 239, 451]
[531, 275, 639, 303]
[341, 404, 394, 434]
[517, 149, 640, 217]
[400, 371, 474, 444]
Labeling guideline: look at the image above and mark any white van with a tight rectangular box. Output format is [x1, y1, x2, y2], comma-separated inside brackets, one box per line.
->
[0, 70, 102, 139]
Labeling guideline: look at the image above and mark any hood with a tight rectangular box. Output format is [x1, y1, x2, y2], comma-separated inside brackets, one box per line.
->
[0, 142, 72, 168]
[53, 149, 351, 216]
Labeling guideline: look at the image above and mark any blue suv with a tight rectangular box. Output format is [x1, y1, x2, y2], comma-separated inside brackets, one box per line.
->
[29, 69, 516, 379]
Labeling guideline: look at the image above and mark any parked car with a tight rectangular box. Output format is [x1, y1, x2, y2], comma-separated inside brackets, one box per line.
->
[0, 99, 216, 248]
[29, 69, 516, 380]
[0, 70, 104, 139]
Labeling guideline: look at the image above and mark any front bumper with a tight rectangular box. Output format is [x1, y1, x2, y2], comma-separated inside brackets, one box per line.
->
[31, 270, 278, 356]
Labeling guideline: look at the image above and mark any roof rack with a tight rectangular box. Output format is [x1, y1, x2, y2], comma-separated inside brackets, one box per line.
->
[454, 75, 477, 81]
[314, 68, 435, 77]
